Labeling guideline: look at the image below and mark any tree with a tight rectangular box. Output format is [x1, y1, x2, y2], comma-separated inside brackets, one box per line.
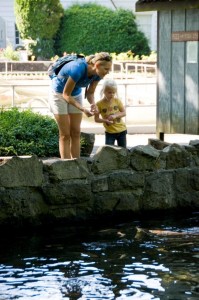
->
[57, 3, 150, 56]
[14, 0, 64, 58]
[15, 0, 63, 40]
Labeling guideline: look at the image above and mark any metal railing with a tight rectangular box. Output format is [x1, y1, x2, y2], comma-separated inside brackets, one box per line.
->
[0, 80, 156, 109]
[0, 60, 51, 79]
[0, 60, 157, 80]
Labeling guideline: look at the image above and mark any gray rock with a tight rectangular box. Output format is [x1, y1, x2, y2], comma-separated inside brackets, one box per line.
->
[43, 158, 90, 181]
[189, 139, 199, 148]
[143, 170, 176, 210]
[93, 191, 140, 215]
[0, 155, 43, 187]
[42, 179, 92, 205]
[130, 145, 161, 171]
[0, 187, 48, 225]
[162, 144, 194, 169]
[91, 175, 109, 192]
[107, 170, 145, 195]
[91, 145, 130, 174]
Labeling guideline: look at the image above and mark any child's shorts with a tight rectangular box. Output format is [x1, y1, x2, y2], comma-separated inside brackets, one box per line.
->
[48, 90, 82, 115]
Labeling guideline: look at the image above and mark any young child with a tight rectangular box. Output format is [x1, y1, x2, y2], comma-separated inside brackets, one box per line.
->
[95, 79, 127, 147]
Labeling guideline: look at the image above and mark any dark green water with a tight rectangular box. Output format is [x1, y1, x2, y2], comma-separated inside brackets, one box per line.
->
[0, 211, 198, 300]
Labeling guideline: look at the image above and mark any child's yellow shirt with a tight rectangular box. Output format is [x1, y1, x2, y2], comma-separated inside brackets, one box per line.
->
[96, 97, 127, 133]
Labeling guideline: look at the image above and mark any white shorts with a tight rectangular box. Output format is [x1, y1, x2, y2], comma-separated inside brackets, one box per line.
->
[48, 90, 83, 115]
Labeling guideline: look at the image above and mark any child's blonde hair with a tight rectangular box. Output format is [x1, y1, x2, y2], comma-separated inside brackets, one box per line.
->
[100, 79, 118, 98]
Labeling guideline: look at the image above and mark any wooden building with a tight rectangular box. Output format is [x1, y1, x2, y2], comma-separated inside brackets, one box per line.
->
[136, 0, 199, 140]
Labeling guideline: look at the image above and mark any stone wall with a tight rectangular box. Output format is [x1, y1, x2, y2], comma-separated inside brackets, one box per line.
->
[0, 142, 199, 229]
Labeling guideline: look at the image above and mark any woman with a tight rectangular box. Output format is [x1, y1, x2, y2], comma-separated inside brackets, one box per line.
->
[49, 52, 112, 159]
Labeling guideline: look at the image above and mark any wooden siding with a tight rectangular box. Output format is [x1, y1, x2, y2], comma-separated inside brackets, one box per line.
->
[157, 9, 199, 135]
[171, 10, 186, 134]
[185, 10, 199, 134]
[157, 11, 172, 134]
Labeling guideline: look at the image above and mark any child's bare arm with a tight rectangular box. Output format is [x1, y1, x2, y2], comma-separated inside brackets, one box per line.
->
[107, 105, 126, 121]
[94, 112, 105, 123]
[95, 112, 113, 124]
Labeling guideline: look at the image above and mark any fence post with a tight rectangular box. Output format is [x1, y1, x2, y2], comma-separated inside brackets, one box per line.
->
[5, 61, 8, 79]
[11, 86, 15, 107]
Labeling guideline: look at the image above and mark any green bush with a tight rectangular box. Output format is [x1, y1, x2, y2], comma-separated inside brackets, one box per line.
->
[0, 108, 93, 157]
[0, 45, 20, 61]
[56, 3, 150, 57]
[0, 108, 59, 157]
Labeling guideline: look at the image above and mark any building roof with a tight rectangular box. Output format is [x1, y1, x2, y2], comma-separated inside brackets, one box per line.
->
[136, 0, 199, 12]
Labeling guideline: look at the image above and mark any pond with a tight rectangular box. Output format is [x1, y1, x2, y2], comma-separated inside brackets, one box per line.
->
[0, 211, 198, 299]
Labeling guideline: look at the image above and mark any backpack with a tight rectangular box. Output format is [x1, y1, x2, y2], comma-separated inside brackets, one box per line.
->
[48, 54, 85, 79]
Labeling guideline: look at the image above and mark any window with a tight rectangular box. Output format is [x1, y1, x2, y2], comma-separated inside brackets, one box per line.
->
[15, 23, 20, 45]
[187, 41, 198, 64]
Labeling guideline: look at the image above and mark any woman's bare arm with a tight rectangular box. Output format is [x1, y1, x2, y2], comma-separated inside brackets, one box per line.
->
[63, 76, 94, 116]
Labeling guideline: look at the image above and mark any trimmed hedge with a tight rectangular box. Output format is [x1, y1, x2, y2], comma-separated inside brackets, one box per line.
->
[56, 3, 150, 56]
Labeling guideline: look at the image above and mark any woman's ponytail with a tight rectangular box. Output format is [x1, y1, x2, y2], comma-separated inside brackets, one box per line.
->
[86, 52, 112, 64]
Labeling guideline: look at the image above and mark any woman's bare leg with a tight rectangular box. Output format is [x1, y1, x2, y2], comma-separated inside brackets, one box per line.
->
[54, 114, 71, 159]
[69, 113, 82, 158]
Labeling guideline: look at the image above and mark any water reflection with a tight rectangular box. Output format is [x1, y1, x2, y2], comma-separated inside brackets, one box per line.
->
[0, 212, 198, 299]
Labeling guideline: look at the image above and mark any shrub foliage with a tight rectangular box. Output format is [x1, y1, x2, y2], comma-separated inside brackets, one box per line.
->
[57, 3, 150, 56]
[0, 108, 92, 157]
[0, 108, 59, 157]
